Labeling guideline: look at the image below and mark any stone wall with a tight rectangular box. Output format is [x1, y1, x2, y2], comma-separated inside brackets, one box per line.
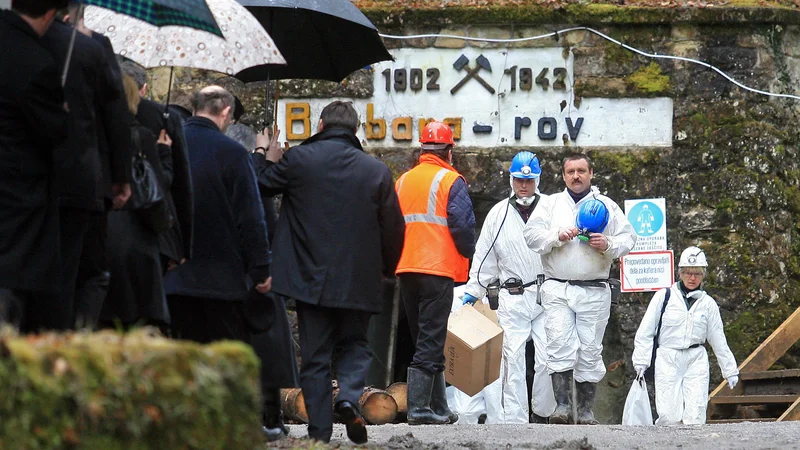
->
[144, 5, 800, 422]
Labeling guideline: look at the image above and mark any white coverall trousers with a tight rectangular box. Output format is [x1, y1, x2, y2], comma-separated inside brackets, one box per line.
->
[541, 281, 611, 383]
[654, 346, 709, 425]
[496, 292, 556, 422]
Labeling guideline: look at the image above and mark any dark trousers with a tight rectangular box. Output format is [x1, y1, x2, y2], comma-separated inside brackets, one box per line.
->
[74, 211, 109, 329]
[0, 288, 30, 330]
[42, 207, 93, 330]
[398, 273, 453, 375]
[167, 295, 251, 344]
[296, 301, 371, 442]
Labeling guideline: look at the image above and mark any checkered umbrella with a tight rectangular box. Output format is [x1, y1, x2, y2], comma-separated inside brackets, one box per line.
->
[83, 0, 223, 36]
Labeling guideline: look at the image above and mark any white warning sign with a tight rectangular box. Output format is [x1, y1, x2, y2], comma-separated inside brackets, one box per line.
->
[620, 250, 674, 292]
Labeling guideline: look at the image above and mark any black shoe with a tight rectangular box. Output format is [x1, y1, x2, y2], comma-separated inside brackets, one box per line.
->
[549, 370, 574, 425]
[262, 425, 286, 442]
[262, 400, 289, 442]
[335, 400, 368, 445]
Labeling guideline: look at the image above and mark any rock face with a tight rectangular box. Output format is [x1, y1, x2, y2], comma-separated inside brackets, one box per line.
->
[144, 6, 800, 422]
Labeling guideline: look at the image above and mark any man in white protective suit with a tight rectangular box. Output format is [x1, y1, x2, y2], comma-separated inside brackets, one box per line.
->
[461, 151, 556, 424]
[632, 246, 739, 425]
[524, 153, 637, 425]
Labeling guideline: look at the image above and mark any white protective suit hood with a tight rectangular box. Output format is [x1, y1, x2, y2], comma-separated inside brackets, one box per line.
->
[509, 175, 540, 206]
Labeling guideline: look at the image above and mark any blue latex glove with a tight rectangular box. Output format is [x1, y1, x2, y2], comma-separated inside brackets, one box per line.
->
[461, 292, 478, 305]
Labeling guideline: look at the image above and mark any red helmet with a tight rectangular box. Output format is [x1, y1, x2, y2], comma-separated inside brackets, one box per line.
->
[419, 121, 455, 145]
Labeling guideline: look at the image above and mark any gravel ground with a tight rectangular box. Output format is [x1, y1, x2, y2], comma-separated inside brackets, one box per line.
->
[272, 422, 800, 450]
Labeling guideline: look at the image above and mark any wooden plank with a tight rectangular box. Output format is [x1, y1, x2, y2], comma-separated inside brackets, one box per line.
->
[740, 369, 800, 381]
[777, 396, 800, 422]
[709, 306, 800, 401]
[709, 395, 798, 405]
[707, 418, 777, 424]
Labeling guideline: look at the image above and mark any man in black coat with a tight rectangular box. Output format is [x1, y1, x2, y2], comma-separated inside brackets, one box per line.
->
[164, 85, 271, 345]
[119, 60, 193, 270]
[254, 101, 406, 444]
[40, 7, 127, 330]
[0, 0, 68, 331]
[73, 20, 134, 329]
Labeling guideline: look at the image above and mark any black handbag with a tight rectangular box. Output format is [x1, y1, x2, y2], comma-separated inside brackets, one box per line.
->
[127, 127, 173, 233]
[243, 288, 276, 333]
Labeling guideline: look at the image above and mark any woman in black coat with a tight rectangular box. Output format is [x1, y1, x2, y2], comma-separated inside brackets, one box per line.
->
[226, 124, 298, 441]
[100, 74, 173, 329]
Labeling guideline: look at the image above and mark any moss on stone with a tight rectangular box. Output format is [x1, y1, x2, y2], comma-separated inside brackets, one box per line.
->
[626, 62, 672, 95]
[0, 329, 263, 449]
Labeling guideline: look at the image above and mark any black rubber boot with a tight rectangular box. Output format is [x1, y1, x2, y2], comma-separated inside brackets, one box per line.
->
[549, 370, 573, 424]
[407, 367, 450, 425]
[576, 381, 599, 425]
[530, 412, 549, 424]
[430, 371, 458, 424]
[262, 389, 289, 442]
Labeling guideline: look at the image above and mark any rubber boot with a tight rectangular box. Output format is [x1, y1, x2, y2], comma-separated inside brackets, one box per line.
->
[430, 371, 458, 424]
[530, 412, 549, 424]
[549, 370, 573, 424]
[262, 389, 288, 442]
[576, 381, 599, 425]
[407, 367, 450, 425]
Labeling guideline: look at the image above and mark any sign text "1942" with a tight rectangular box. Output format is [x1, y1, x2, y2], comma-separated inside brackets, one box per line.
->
[381, 66, 570, 93]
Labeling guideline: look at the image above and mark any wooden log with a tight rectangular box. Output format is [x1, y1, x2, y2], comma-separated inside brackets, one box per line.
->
[359, 387, 398, 425]
[386, 382, 407, 413]
[281, 388, 308, 423]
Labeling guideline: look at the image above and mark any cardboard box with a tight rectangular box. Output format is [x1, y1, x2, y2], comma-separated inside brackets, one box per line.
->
[443, 304, 504, 396]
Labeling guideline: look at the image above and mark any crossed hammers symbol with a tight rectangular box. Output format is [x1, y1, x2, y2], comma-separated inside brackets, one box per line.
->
[450, 54, 496, 95]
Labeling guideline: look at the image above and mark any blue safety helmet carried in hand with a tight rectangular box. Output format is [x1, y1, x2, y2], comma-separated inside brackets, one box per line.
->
[576, 199, 610, 241]
[509, 151, 541, 179]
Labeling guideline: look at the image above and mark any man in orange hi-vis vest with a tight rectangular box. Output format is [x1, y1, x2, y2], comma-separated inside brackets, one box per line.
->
[395, 121, 476, 425]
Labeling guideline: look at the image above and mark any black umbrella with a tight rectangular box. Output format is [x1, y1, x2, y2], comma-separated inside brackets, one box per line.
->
[233, 0, 393, 125]
[235, 0, 392, 82]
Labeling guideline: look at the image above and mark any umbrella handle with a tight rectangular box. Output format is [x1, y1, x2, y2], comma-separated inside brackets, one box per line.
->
[61, 2, 85, 87]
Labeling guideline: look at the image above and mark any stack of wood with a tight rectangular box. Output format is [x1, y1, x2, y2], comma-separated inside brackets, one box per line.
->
[281, 381, 409, 425]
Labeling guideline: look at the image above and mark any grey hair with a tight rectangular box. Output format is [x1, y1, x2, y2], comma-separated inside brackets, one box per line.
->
[225, 124, 257, 151]
[118, 58, 147, 89]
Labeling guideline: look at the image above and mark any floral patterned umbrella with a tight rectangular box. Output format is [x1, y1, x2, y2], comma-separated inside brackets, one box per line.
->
[84, 0, 286, 75]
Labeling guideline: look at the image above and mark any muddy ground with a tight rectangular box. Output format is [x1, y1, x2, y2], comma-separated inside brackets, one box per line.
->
[267, 422, 800, 450]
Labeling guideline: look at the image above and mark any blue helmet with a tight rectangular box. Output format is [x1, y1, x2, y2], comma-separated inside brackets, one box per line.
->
[576, 199, 610, 234]
[510, 151, 541, 179]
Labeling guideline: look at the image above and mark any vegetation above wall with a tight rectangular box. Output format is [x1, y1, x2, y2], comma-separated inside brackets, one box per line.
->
[353, 0, 800, 26]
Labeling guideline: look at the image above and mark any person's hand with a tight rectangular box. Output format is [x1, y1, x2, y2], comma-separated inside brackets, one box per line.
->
[166, 258, 187, 271]
[112, 183, 131, 209]
[461, 292, 478, 305]
[157, 129, 172, 147]
[256, 276, 272, 294]
[558, 227, 578, 242]
[265, 128, 284, 163]
[588, 233, 610, 251]
[727, 375, 739, 389]
[635, 365, 647, 379]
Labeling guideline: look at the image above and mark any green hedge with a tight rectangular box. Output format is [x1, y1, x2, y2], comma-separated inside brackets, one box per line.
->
[0, 329, 263, 450]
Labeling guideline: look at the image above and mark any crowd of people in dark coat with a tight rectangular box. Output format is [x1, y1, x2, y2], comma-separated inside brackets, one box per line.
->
[0, 0, 409, 444]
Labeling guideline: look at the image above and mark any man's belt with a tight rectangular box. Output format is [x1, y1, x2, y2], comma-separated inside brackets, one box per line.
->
[547, 278, 609, 289]
[688, 343, 703, 349]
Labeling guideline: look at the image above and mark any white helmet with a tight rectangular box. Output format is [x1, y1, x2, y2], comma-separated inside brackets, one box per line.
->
[678, 246, 707, 267]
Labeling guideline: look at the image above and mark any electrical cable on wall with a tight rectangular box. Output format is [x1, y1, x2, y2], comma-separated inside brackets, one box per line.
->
[380, 26, 800, 101]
